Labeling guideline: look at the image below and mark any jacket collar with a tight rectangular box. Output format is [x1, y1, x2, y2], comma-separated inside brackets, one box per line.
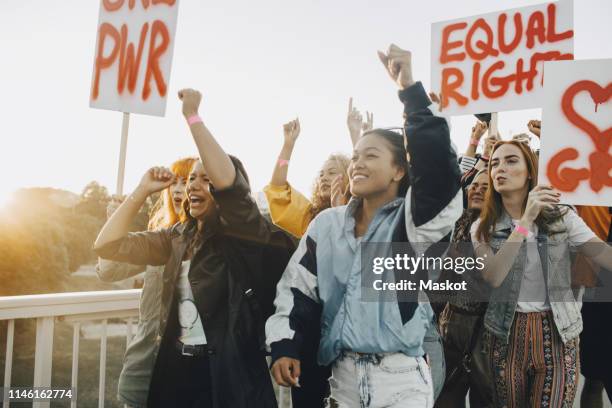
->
[493, 211, 513, 232]
[344, 196, 404, 245]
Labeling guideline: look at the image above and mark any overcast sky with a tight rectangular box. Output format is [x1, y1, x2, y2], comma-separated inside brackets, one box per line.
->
[0, 0, 611, 207]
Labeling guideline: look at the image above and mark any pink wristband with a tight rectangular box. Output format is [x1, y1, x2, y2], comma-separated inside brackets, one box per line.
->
[470, 138, 480, 147]
[187, 114, 202, 125]
[514, 225, 530, 238]
[278, 159, 289, 167]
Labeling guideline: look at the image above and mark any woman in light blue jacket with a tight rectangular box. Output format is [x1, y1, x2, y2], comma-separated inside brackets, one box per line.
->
[266, 45, 463, 408]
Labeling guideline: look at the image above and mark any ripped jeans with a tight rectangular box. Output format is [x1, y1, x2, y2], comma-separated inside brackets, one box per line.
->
[327, 352, 433, 408]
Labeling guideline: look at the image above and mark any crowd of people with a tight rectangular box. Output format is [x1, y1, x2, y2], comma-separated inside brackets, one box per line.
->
[93, 44, 612, 408]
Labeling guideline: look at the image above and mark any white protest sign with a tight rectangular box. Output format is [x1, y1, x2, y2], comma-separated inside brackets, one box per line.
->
[538, 59, 612, 206]
[431, 0, 573, 116]
[90, 0, 179, 117]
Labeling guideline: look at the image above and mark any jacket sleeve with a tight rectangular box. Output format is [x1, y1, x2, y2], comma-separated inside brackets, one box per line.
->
[211, 162, 294, 249]
[95, 258, 146, 282]
[401, 82, 463, 250]
[94, 228, 173, 266]
[265, 216, 322, 364]
[263, 183, 313, 238]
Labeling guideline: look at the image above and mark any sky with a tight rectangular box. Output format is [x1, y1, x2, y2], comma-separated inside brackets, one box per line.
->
[0, 0, 611, 207]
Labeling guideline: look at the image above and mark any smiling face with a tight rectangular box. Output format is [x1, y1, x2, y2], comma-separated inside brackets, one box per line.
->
[169, 176, 187, 214]
[348, 133, 405, 199]
[186, 161, 215, 220]
[316, 159, 343, 199]
[489, 143, 530, 195]
[467, 171, 489, 210]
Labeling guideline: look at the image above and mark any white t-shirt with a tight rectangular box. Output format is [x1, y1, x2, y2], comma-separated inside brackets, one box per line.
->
[471, 210, 596, 313]
[175, 260, 207, 345]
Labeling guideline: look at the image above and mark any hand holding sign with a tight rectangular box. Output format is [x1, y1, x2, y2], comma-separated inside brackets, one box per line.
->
[377, 44, 414, 90]
[178, 89, 202, 118]
[521, 185, 560, 226]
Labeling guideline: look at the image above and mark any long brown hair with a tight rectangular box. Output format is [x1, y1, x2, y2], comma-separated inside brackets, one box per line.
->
[476, 140, 562, 242]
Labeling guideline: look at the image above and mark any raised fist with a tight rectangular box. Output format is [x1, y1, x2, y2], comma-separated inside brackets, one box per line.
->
[377, 44, 414, 89]
[178, 89, 202, 118]
[138, 167, 176, 195]
[283, 118, 301, 146]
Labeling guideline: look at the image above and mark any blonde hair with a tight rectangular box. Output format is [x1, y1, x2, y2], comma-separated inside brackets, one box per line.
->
[310, 153, 350, 218]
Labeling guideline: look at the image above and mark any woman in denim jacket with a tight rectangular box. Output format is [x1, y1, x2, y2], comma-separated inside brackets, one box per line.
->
[471, 140, 612, 407]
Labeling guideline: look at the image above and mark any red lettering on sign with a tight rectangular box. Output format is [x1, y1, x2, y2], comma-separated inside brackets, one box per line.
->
[562, 80, 612, 152]
[528, 51, 573, 90]
[526, 10, 546, 49]
[142, 20, 170, 100]
[92, 23, 121, 99]
[546, 148, 590, 192]
[436, 3, 574, 110]
[118, 23, 149, 94]
[481, 61, 507, 99]
[440, 22, 467, 63]
[103, 0, 124, 12]
[441, 67, 468, 108]
[104, 0, 175, 11]
[471, 62, 481, 100]
[548, 80, 612, 193]
[465, 18, 499, 61]
[546, 3, 573, 43]
[498, 12, 523, 54]
[91, 20, 171, 101]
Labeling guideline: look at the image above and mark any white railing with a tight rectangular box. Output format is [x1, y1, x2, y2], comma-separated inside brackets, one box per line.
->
[0, 290, 140, 408]
[0, 290, 292, 408]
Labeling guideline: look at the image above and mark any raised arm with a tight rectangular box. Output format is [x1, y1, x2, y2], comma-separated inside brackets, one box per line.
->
[270, 118, 300, 187]
[347, 97, 373, 147]
[179, 89, 236, 190]
[94, 167, 176, 265]
[94, 167, 173, 250]
[464, 120, 488, 159]
[378, 44, 462, 229]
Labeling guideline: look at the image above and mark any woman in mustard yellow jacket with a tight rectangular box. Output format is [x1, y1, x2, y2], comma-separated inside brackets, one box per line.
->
[264, 103, 371, 238]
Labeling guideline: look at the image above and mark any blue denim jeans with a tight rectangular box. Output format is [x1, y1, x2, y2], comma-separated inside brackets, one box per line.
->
[327, 352, 433, 408]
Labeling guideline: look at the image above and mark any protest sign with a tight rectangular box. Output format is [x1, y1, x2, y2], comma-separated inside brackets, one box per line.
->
[90, 0, 179, 117]
[538, 59, 612, 206]
[431, 0, 573, 115]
